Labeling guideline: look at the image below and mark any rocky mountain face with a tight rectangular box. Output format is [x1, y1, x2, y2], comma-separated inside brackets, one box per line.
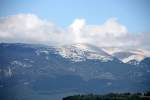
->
[0, 43, 150, 100]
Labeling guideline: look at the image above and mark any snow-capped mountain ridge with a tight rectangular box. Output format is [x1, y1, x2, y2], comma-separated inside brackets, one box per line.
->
[56, 43, 114, 62]
[2, 43, 149, 64]
[55, 43, 150, 64]
[103, 47, 150, 65]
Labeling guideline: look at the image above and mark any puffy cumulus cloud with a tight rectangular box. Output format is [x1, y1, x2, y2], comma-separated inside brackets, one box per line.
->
[70, 18, 85, 33]
[0, 14, 51, 42]
[69, 19, 86, 43]
[0, 14, 71, 45]
[82, 17, 127, 37]
[0, 14, 149, 49]
[68, 18, 148, 48]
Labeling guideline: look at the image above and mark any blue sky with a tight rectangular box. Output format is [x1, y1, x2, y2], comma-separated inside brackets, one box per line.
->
[0, 0, 150, 33]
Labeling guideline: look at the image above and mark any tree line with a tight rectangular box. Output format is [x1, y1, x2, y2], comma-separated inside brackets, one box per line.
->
[63, 91, 150, 100]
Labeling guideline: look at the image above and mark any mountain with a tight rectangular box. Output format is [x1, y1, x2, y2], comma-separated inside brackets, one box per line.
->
[103, 47, 150, 65]
[56, 43, 114, 62]
[0, 43, 150, 100]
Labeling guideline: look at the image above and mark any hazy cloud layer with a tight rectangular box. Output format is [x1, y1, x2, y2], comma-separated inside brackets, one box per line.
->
[0, 14, 149, 49]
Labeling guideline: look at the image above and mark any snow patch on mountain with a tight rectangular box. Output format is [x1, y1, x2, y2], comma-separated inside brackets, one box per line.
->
[3, 68, 13, 77]
[11, 60, 32, 68]
[56, 44, 113, 62]
[122, 54, 145, 63]
[35, 50, 49, 56]
[103, 47, 150, 65]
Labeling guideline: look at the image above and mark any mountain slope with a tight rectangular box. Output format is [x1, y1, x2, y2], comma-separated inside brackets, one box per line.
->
[0, 43, 150, 100]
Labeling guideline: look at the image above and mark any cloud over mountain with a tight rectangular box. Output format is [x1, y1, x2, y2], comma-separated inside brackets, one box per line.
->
[0, 14, 149, 49]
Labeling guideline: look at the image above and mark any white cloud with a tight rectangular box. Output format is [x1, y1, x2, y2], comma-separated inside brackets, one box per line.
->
[102, 17, 127, 36]
[0, 14, 68, 45]
[69, 18, 86, 43]
[70, 18, 85, 33]
[0, 14, 149, 49]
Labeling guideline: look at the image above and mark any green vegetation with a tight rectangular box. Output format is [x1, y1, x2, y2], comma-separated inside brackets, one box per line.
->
[62, 91, 150, 100]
